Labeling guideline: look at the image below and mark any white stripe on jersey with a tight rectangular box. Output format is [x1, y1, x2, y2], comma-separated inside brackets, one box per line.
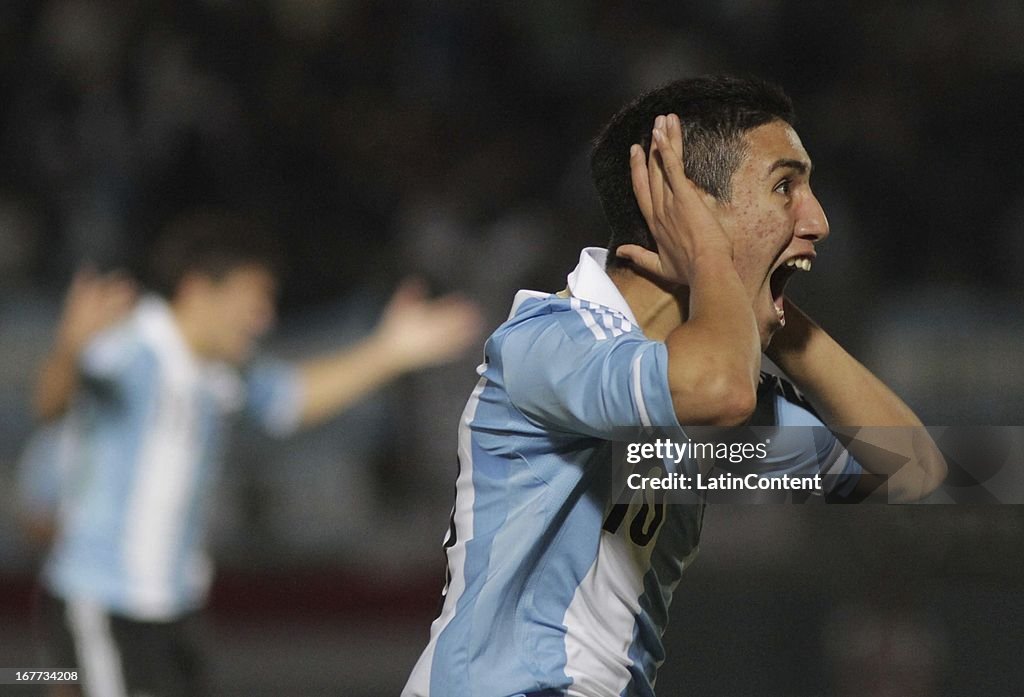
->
[562, 509, 699, 697]
[402, 377, 488, 697]
[122, 309, 206, 618]
[66, 598, 128, 697]
[631, 348, 653, 429]
[562, 512, 658, 696]
[601, 312, 624, 338]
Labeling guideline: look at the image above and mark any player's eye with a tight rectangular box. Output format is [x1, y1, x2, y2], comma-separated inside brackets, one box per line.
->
[774, 179, 792, 195]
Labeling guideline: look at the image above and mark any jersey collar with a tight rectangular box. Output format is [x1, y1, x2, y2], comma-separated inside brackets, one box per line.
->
[566, 247, 639, 325]
[508, 247, 639, 324]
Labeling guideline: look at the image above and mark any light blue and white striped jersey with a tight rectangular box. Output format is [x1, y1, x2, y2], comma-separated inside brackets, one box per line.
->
[403, 248, 863, 697]
[26, 296, 303, 621]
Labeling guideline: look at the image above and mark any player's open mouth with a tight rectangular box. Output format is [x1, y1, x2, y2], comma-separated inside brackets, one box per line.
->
[769, 255, 814, 326]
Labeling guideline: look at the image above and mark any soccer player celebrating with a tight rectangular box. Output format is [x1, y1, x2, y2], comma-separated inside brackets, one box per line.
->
[402, 77, 945, 696]
[22, 209, 481, 697]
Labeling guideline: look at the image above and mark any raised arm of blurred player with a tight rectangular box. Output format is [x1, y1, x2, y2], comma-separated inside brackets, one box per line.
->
[767, 299, 946, 501]
[295, 279, 482, 427]
[616, 114, 761, 427]
[33, 267, 137, 422]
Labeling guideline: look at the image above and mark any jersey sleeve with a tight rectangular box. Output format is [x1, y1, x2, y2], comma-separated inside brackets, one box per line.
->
[496, 299, 681, 440]
[757, 375, 864, 499]
[243, 358, 305, 437]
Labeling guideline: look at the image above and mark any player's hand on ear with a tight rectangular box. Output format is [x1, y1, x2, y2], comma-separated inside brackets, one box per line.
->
[617, 113, 733, 285]
[372, 278, 483, 372]
[56, 266, 137, 356]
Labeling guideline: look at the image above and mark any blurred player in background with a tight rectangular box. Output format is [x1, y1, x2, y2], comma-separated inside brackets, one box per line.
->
[403, 77, 946, 696]
[18, 209, 481, 697]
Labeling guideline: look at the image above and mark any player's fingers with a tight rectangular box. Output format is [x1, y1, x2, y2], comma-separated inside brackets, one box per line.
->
[629, 144, 655, 229]
[648, 116, 666, 216]
[667, 114, 684, 164]
[615, 244, 663, 277]
[652, 125, 690, 199]
[667, 113, 687, 190]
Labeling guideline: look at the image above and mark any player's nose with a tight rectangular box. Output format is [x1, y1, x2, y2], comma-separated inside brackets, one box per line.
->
[795, 191, 829, 243]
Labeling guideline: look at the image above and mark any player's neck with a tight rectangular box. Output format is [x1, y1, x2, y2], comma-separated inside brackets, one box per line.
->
[609, 268, 687, 341]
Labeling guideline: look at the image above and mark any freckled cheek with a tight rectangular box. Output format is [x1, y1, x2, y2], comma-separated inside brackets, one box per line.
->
[730, 211, 783, 252]
[731, 212, 790, 281]
[726, 189, 779, 238]
[751, 210, 788, 240]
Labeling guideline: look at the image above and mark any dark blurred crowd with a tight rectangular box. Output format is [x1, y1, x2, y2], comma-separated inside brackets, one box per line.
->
[3, 0, 1024, 301]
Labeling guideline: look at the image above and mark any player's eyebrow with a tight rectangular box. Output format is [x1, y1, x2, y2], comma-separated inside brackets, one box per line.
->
[769, 158, 812, 176]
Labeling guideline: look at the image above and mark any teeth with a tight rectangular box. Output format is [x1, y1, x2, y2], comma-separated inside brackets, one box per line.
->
[784, 257, 813, 271]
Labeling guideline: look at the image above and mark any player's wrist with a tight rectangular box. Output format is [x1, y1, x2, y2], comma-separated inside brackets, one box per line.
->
[51, 329, 86, 363]
[764, 303, 830, 379]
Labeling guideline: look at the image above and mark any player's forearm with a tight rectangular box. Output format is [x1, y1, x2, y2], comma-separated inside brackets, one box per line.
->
[767, 301, 946, 500]
[766, 301, 916, 426]
[296, 335, 406, 428]
[35, 269, 137, 421]
[666, 253, 761, 426]
[33, 345, 82, 421]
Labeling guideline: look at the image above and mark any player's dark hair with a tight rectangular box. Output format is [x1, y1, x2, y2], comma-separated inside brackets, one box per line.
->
[149, 208, 283, 299]
[591, 75, 795, 270]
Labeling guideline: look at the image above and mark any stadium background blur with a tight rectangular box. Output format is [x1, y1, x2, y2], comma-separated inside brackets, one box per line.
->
[1, 2, 1023, 695]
